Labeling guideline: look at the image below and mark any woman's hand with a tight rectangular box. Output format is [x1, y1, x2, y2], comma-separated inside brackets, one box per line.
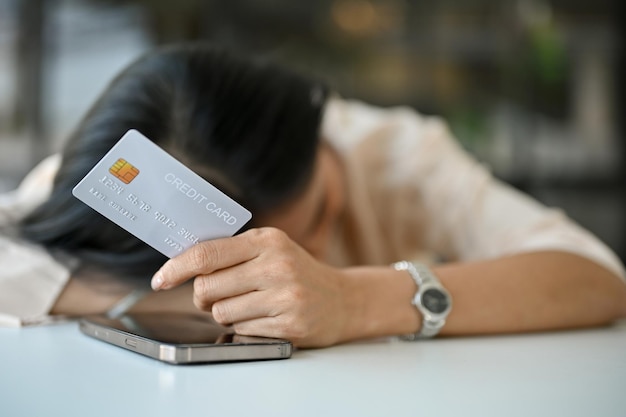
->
[151, 227, 350, 347]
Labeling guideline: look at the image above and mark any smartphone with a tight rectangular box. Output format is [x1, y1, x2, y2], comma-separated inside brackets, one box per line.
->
[79, 312, 292, 364]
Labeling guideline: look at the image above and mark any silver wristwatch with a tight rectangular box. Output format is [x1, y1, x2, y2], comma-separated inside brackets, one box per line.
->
[393, 261, 452, 340]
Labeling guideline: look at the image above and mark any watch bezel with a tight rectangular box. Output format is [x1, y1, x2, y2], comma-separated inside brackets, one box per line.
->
[415, 283, 452, 318]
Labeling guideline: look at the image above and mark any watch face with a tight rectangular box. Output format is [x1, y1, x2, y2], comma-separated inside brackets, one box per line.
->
[422, 288, 450, 314]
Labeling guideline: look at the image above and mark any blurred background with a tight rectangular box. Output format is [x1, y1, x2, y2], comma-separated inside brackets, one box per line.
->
[0, 0, 624, 260]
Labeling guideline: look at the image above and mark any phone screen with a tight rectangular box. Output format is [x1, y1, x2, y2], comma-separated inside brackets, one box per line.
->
[89, 313, 232, 344]
[86, 313, 246, 344]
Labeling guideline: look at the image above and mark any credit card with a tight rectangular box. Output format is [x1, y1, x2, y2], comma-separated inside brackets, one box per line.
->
[72, 129, 252, 258]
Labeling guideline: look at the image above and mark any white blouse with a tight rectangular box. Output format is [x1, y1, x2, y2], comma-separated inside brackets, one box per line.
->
[1, 97, 624, 326]
[0, 154, 70, 326]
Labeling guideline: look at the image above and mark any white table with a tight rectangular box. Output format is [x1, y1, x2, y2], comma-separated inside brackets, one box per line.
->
[1, 321, 625, 417]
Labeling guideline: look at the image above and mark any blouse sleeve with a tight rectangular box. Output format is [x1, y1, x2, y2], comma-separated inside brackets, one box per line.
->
[392, 110, 626, 282]
[0, 154, 72, 326]
[323, 97, 625, 282]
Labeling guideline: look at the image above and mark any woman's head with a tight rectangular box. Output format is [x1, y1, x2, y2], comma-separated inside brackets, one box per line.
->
[21, 43, 329, 276]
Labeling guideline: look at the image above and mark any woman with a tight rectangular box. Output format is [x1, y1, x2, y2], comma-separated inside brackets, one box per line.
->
[1, 43, 625, 346]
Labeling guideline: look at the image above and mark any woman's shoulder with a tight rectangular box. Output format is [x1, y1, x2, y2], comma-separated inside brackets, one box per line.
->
[321, 96, 468, 185]
[322, 96, 457, 158]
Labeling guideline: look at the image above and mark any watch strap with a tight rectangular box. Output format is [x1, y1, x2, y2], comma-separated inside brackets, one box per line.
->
[393, 260, 451, 341]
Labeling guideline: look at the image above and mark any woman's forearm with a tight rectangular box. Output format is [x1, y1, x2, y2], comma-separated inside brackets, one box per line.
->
[341, 251, 626, 343]
[51, 277, 200, 317]
[50, 278, 127, 316]
[438, 251, 626, 335]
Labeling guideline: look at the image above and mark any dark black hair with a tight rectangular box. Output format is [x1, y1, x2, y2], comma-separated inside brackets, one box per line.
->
[20, 43, 328, 277]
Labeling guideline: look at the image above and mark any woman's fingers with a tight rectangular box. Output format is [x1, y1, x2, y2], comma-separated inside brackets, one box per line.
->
[151, 228, 271, 290]
[230, 316, 316, 347]
[191, 260, 271, 310]
[208, 289, 279, 325]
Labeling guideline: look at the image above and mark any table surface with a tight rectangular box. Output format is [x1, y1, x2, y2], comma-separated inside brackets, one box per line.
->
[1, 321, 625, 417]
